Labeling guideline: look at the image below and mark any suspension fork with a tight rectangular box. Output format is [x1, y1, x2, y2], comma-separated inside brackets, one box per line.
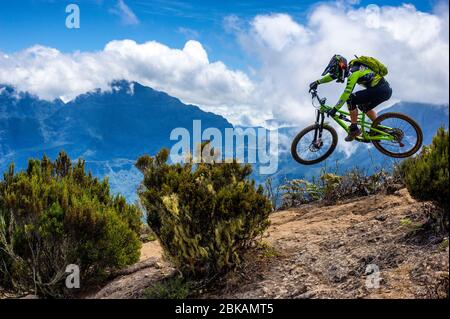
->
[313, 110, 325, 142]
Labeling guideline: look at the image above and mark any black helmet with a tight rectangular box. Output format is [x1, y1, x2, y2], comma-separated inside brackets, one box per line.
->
[322, 54, 348, 83]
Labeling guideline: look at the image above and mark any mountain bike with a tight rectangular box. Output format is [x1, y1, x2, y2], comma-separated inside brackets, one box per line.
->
[291, 89, 423, 165]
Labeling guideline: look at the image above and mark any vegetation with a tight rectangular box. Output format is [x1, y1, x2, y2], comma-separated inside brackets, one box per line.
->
[139, 224, 157, 243]
[1, 129, 447, 298]
[264, 177, 282, 209]
[0, 152, 142, 297]
[136, 147, 272, 279]
[279, 168, 397, 209]
[278, 128, 449, 234]
[399, 128, 449, 232]
[399, 218, 423, 232]
[279, 179, 322, 207]
[142, 276, 192, 299]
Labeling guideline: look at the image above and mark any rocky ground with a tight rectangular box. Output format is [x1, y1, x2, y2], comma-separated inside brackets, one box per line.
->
[86, 241, 175, 299]
[88, 188, 448, 299]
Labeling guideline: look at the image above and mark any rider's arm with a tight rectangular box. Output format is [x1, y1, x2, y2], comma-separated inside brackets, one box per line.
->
[317, 74, 335, 84]
[334, 70, 364, 110]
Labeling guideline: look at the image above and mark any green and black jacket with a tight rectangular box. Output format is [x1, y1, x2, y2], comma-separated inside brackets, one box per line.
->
[317, 65, 384, 109]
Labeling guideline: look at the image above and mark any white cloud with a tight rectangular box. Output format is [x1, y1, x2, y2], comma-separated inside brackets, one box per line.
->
[224, 15, 243, 33]
[250, 14, 310, 51]
[0, 2, 448, 129]
[178, 27, 200, 40]
[109, 0, 140, 25]
[0, 40, 254, 113]
[234, 2, 449, 127]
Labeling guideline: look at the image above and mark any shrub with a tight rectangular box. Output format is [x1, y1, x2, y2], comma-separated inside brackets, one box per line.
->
[142, 276, 191, 299]
[401, 128, 449, 207]
[400, 127, 449, 231]
[280, 179, 321, 208]
[136, 147, 272, 278]
[279, 169, 397, 208]
[322, 169, 396, 204]
[139, 224, 157, 243]
[319, 173, 342, 203]
[0, 152, 142, 297]
[264, 177, 282, 209]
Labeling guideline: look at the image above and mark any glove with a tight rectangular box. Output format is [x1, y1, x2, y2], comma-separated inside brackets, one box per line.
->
[327, 107, 338, 117]
[309, 81, 319, 92]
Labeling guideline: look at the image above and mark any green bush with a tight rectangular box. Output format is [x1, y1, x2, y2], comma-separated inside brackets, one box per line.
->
[136, 148, 272, 278]
[323, 169, 396, 203]
[280, 179, 322, 208]
[400, 128, 449, 231]
[142, 276, 191, 299]
[401, 127, 449, 207]
[279, 169, 396, 208]
[0, 152, 142, 297]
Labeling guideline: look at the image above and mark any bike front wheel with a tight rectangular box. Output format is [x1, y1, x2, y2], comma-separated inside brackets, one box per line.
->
[291, 124, 338, 165]
[371, 112, 423, 158]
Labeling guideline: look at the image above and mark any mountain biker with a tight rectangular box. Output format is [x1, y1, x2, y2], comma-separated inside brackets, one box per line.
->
[309, 54, 392, 141]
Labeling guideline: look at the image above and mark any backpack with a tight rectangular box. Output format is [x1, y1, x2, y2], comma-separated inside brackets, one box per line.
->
[350, 56, 388, 77]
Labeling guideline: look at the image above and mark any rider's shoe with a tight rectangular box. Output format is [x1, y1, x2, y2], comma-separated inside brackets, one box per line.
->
[345, 125, 361, 142]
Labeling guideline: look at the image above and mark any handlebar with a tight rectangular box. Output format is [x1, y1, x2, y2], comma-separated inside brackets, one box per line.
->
[309, 89, 327, 107]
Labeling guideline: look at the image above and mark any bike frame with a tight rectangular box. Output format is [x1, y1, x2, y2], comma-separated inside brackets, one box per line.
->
[311, 90, 395, 142]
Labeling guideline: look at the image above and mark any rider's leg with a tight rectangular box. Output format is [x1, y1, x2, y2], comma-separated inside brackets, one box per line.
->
[366, 109, 377, 121]
[346, 98, 362, 141]
[345, 91, 377, 141]
[349, 81, 392, 139]
[350, 108, 359, 124]
[360, 80, 392, 123]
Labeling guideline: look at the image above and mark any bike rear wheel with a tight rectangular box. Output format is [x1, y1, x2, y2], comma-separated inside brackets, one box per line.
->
[291, 124, 338, 165]
[371, 112, 423, 158]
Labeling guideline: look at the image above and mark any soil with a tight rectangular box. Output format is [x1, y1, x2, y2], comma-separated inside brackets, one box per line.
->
[88, 188, 449, 299]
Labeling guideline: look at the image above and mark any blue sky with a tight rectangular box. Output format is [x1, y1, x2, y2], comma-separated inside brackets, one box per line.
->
[0, 0, 440, 69]
[0, 0, 448, 126]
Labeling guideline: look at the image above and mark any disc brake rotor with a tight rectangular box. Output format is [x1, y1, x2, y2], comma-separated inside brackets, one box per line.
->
[390, 128, 405, 146]
[309, 139, 323, 152]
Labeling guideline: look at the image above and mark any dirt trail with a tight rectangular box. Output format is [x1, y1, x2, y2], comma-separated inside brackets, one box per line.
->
[90, 189, 449, 299]
[87, 241, 174, 299]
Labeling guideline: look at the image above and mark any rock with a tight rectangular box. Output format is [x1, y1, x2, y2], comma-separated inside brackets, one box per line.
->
[331, 275, 347, 283]
[331, 241, 345, 249]
[21, 294, 39, 299]
[294, 290, 315, 299]
[375, 215, 387, 222]
[386, 184, 403, 195]
[367, 236, 381, 243]
[261, 286, 271, 294]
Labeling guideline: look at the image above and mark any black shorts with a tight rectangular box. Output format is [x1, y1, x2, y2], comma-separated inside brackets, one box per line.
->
[347, 79, 392, 112]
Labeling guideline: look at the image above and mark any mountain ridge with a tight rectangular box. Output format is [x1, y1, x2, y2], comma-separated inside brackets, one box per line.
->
[1, 81, 448, 201]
